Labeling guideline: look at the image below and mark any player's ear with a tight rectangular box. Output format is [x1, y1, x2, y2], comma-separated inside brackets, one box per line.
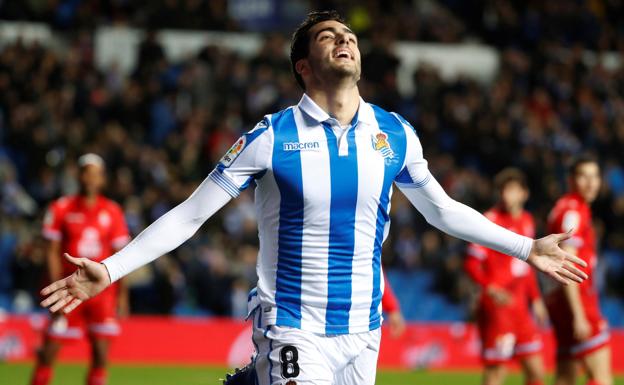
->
[295, 59, 309, 78]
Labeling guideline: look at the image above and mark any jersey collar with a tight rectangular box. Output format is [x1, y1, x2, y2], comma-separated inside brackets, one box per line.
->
[297, 93, 375, 127]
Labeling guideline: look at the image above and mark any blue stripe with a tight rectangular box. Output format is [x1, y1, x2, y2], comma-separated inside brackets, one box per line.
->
[369, 106, 408, 329]
[248, 287, 258, 302]
[271, 108, 304, 328]
[208, 170, 240, 197]
[323, 122, 359, 334]
[395, 170, 431, 187]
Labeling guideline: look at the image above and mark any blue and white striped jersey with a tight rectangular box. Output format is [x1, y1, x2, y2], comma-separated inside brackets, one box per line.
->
[209, 94, 431, 335]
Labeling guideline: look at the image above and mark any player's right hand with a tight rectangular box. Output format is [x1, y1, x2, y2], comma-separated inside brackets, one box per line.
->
[486, 285, 512, 305]
[40, 253, 112, 314]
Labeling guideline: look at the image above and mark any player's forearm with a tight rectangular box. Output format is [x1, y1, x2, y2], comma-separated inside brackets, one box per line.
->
[102, 177, 232, 282]
[46, 241, 62, 282]
[398, 175, 533, 261]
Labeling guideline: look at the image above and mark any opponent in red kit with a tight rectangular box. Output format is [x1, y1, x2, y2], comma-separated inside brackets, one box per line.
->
[545, 157, 612, 385]
[31, 154, 130, 385]
[465, 169, 547, 385]
[381, 271, 406, 338]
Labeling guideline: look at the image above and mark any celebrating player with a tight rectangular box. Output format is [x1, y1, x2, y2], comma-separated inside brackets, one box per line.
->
[40, 11, 587, 385]
[31, 154, 130, 385]
[545, 157, 612, 385]
[465, 168, 547, 385]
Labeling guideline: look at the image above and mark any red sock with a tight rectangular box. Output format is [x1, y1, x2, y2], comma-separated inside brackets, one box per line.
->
[586, 381, 601, 385]
[526, 380, 544, 385]
[31, 365, 53, 385]
[87, 367, 107, 385]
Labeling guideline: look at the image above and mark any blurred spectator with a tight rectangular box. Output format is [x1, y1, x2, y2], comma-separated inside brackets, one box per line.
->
[0, 1, 623, 320]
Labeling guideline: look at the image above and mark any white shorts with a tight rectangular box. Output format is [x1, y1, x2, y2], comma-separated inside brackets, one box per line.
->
[250, 310, 381, 385]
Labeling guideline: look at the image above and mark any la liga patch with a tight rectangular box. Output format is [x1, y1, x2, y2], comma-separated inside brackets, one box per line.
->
[220, 136, 247, 167]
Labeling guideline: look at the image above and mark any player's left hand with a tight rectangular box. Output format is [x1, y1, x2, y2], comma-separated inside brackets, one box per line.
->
[526, 230, 588, 285]
[387, 310, 406, 338]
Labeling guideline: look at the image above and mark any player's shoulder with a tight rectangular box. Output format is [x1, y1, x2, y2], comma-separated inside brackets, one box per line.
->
[521, 210, 534, 222]
[101, 197, 124, 213]
[50, 195, 76, 212]
[554, 194, 588, 216]
[368, 103, 416, 135]
[265, 106, 295, 133]
[484, 207, 500, 222]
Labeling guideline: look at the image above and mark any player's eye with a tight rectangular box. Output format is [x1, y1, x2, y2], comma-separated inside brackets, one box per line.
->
[319, 33, 334, 41]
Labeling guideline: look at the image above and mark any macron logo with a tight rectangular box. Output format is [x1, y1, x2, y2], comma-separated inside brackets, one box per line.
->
[283, 142, 320, 151]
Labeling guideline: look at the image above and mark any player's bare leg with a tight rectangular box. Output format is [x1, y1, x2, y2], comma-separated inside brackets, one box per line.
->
[482, 364, 507, 385]
[554, 358, 578, 385]
[87, 336, 110, 385]
[520, 354, 544, 385]
[581, 346, 612, 385]
[30, 337, 61, 385]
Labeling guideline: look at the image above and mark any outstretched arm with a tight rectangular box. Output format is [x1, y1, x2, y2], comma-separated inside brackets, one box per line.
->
[397, 174, 587, 285]
[41, 177, 232, 313]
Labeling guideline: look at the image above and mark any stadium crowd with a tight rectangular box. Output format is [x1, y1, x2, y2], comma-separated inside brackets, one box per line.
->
[1, 0, 624, 320]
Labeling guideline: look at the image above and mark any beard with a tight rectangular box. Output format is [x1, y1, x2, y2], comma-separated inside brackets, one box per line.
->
[312, 56, 361, 85]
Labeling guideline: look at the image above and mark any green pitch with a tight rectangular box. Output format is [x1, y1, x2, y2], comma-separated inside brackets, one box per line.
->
[2, 363, 623, 384]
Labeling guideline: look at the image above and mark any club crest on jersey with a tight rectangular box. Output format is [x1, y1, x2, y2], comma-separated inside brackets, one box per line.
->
[371, 132, 395, 161]
[220, 136, 247, 167]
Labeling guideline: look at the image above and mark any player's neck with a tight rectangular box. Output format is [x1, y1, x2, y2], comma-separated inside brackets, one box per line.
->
[306, 85, 360, 126]
[503, 205, 523, 218]
[80, 193, 99, 207]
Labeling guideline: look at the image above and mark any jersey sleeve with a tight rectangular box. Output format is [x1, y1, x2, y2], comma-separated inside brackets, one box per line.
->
[392, 114, 431, 188]
[464, 244, 490, 287]
[110, 203, 130, 250]
[42, 201, 63, 241]
[553, 208, 585, 249]
[208, 118, 273, 198]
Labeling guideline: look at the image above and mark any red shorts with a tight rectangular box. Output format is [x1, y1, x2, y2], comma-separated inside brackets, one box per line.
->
[46, 286, 120, 341]
[545, 290, 610, 359]
[477, 303, 543, 365]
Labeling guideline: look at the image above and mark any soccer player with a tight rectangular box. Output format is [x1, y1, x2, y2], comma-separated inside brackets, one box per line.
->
[545, 157, 612, 385]
[381, 271, 405, 338]
[40, 11, 587, 385]
[465, 168, 547, 385]
[31, 154, 130, 385]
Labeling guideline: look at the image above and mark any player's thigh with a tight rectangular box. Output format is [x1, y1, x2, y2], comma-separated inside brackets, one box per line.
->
[333, 343, 379, 385]
[253, 325, 332, 385]
[581, 345, 612, 385]
[85, 293, 120, 338]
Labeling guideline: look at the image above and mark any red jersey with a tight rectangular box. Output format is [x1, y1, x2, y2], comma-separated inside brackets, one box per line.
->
[42, 195, 130, 277]
[464, 206, 540, 310]
[547, 193, 596, 290]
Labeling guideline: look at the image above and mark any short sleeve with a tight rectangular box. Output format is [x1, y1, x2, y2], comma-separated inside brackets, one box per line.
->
[110, 203, 130, 250]
[391, 114, 431, 188]
[556, 209, 585, 248]
[42, 202, 63, 241]
[466, 243, 488, 260]
[208, 118, 273, 198]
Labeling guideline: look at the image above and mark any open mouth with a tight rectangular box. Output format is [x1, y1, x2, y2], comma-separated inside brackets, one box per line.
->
[333, 49, 353, 60]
